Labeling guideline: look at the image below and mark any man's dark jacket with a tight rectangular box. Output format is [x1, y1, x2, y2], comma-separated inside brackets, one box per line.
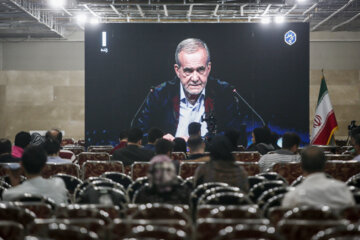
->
[112, 145, 154, 166]
[134, 77, 250, 135]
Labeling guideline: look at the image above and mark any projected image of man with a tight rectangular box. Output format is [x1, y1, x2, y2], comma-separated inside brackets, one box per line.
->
[134, 38, 248, 138]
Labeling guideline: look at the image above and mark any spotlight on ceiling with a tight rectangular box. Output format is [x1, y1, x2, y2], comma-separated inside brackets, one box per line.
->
[297, 0, 306, 3]
[49, 0, 66, 8]
[76, 14, 87, 24]
[90, 17, 100, 25]
[261, 17, 271, 24]
[275, 15, 285, 23]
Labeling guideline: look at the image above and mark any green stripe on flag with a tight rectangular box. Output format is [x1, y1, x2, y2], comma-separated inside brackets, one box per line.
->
[317, 76, 328, 108]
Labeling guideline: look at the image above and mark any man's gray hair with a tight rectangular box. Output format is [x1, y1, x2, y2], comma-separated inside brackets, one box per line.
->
[175, 38, 211, 67]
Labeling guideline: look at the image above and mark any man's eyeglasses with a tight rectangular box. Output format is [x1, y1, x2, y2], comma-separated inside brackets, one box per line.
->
[181, 65, 208, 76]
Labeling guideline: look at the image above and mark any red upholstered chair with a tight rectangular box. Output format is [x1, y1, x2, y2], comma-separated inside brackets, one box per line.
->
[277, 219, 349, 240]
[248, 180, 286, 203]
[312, 224, 360, 240]
[59, 150, 75, 160]
[326, 154, 353, 160]
[55, 204, 111, 225]
[179, 162, 204, 179]
[88, 146, 113, 154]
[0, 220, 23, 240]
[208, 205, 260, 219]
[129, 203, 190, 222]
[101, 172, 133, 189]
[63, 145, 85, 155]
[41, 163, 80, 178]
[46, 223, 99, 240]
[197, 186, 243, 205]
[0, 203, 36, 229]
[61, 138, 75, 146]
[236, 162, 260, 176]
[127, 177, 149, 202]
[340, 206, 360, 223]
[324, 161, 360, 182]
[271, 162, 302, 184]
[232, 151, 261, 162]
[81, 161, 124, 180]
[77, 152, 110, 166]
[196, 218, 270, 240]
[267, 207, 292, 226]
[13, 202, 53, 219]
[257, 186, 289, 208]
[52, 173, 83, 194]
[112, 219, 190, 240]
[128, 225, 186, 240]
[283, 206, 340, 220]
[171, 152, 187, 160]
[215, 224, 283, 240]
[131, 162, 150, 180]
[77, 139, 86, 146]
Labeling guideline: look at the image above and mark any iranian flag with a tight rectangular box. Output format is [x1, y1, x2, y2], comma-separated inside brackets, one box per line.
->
[311, 74, 338, 145]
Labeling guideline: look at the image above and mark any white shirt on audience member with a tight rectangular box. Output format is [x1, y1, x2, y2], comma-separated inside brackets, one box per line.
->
[2, 176, 68, 204]
[47, 156, 71, 164]
[282, 172, 355, 209]
[258, 149, 301, 172]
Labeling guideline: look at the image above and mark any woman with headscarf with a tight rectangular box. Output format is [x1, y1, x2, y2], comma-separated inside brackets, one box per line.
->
[246, 127, 275, 155]
[194, 136, 249, 192]
[134, 155, 190, 204]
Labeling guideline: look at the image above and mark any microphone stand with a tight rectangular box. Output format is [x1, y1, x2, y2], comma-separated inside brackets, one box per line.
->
[231, 86, 266, 127]
[130, 87, 154, 128]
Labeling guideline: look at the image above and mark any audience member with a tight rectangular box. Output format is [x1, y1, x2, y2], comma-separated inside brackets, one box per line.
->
[2, 145, 68, 204]
[134, 155, 190, 204]
[246, 127, 275, 154]
[144, 128, 164, 152]
[282, 146, 354, 208]
[12, 131, 31, 158]
[110, 130, 129, 154]
[43, 138, 71, 164]
[188, 122, 201, 137]
[30, 133, 45, 146]
[112, 128, 154, 166]
[194, 136, 249, 192]
[155, 138, 174, 157]
[45, 129, 63, 144]
[353, 134, 360, 161]
[0, 138, 20, 163]
[258, 132, 301, 172]
[187, 136, 208, 161]
[173, 137, 187, 153]
[224, 129, 240, 151]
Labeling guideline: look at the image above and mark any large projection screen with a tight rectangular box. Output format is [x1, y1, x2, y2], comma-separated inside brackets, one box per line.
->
[85, 23, 309, 146]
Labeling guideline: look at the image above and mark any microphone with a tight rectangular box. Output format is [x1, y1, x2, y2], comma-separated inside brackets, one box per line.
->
[231, 85, 266, 126]
[130, 86, 155, 128]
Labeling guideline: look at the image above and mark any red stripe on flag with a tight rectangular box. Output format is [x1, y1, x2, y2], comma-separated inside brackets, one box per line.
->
[312, 111, 338, 145]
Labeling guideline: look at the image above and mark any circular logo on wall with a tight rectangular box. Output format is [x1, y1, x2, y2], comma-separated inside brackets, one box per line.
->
[284, 30, 297, 46]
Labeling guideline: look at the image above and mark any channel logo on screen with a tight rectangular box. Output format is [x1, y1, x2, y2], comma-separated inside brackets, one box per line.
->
[284, 30, 296, 46]
[101, 31, 108, 53]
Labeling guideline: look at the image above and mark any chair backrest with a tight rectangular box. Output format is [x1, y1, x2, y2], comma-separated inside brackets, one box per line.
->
[283, 206, 340, 220]
[0, 203, 36, 228]
[277, 219, 349, 240]
[209, 205, 260, 219]
[13, 202, 53, 219]
[171, 152, 187, 160]
[129, 203, 190, 222]
[101, 172, 133, 189]
[257, 172, 288, 184]
[312, 224, 360, 240]
[47, 223, 99, 240]
[131, 162, 150, 180]
[77, 139, 86, 146]
[232, 151, 261, 162]
[127, 177, 149, 201]
[61, 138, 75, 146]
[181, 176, 195, 192]
[11, 193, 57, 210]
[249, 180, 286, 203]
[290, 175, 304, 187]
[42, 163, 80, 178]
[63, 145, 85, 155]
[77, 152, 110, 166]
[88, 145, 113, 152]
[189, 182, 229, 210]
[267, 206, 292, 226]
[236, 162, 260, 176]
[52, 173, 83, 194]
[262, 194, 285, 218]
[216, 224, 283, 240]
[341, 206, 360, 223]
[129, 225, 186, 240]
[271, 162, 302, 184]
[82, 160, 124, 180]
[257, 186, 289, 208]
[202, 192, 253, 206]
[55, 204, 111, 225]
[324, 161, 360, 182]
[197, 186, 243, 205]
[248, 176, 267, 189]
[0, 220, 23, 240]
[325, 154, 353, 161]
[179, 162, 204, 179]
[59, 150, 75, 160]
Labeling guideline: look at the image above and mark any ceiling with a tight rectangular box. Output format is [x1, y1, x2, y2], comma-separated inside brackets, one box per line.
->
[0, 0, 360, 38]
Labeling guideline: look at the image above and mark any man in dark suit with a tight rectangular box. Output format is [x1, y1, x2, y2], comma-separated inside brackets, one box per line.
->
[112, 128, 154, 166]
[0, 138, 20, 163]
[134, 38, 249, 138]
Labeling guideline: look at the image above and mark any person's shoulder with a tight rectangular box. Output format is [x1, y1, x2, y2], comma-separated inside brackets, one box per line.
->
[153, 78, 178, 93]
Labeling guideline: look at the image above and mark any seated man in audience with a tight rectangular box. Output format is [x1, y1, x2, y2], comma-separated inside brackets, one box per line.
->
[187, 136, 208, 161]
[155, 138, 174, 157]
[45, 128, 63, 145]
[194, 136, 249, 192]
[282, 146, 355, 208]
[0, 138, 20, 163]
[188, 122, 202, 137]
[224, 129, 240, 151]
[2, 145, 68, 204]
[12, 131, 31, 158]
[173, 137, 187, 153]
[134, 155, 190, 204]
[112, 128, 154, 166]
[353, 133, 360, 161]
[43, 138, 71, 164]
[110, 130, 128, 154]
[144, 128, 164, 152]
[258, 132, 301, 172]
